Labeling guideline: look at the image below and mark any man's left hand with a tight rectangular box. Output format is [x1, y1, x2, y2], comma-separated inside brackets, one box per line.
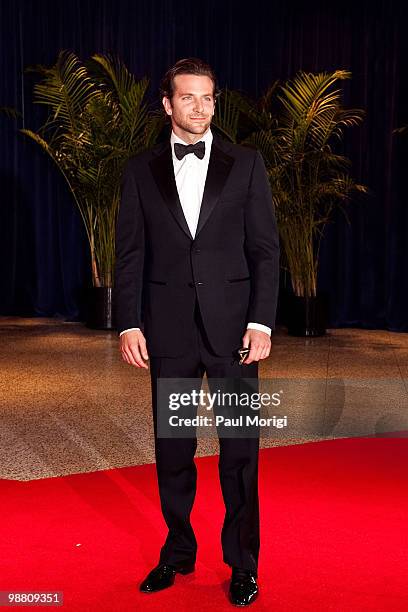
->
[241, 329, 271, 364]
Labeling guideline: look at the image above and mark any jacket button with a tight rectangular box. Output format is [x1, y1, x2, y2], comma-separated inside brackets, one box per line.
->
[197, 282, 203, 286]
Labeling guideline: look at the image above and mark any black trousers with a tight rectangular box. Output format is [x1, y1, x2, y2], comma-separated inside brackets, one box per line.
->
[149, 297, 260, 575]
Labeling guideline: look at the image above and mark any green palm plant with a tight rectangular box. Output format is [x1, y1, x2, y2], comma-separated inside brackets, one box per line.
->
[21, 51, 164, 287]
[214, 70, 368, 298]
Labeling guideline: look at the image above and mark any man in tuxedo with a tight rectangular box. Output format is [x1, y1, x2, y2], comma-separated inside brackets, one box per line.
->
[114, 58, 279, 606]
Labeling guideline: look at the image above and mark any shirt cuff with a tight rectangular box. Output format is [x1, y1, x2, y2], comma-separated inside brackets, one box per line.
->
[119, 327, 141, 336]
[247, 322, 272, 336]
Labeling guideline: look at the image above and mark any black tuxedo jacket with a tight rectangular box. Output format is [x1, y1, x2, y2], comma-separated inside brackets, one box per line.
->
[114, 132, 280, 357]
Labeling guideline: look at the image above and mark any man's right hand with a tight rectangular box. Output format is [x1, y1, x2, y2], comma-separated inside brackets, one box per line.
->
[119, 330, 149, 369]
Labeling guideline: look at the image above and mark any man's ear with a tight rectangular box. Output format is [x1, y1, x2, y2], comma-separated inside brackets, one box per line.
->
[162, 96, 172, 116]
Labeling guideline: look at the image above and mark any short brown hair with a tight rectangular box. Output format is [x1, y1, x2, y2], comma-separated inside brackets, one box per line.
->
[159, 57, 221, 101]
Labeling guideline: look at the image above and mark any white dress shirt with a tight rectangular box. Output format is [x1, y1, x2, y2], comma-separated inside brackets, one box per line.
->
[120, 127, 271, 337]
[171, 127, 213, 238]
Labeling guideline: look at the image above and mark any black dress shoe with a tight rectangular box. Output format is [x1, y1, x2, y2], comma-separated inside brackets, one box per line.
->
[229, 567, 259, 606]
[139, 562, 195, 593]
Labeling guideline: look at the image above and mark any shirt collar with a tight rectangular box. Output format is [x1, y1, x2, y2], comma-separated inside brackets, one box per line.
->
[170, 127, 213, 161]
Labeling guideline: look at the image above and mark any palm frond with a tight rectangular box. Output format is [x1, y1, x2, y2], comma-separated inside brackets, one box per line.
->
[393, 125, 408, 135]
[29, 50, 98, 137]
[91, 54, 151, 152]
[213, 88, 241, 142]
[20, 128, 53, 155]
[22, 51, 157, 287]
[0, 106, 21, 120]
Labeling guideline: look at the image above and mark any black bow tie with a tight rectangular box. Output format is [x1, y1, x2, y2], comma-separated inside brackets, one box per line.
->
[174, 141, 205, 160]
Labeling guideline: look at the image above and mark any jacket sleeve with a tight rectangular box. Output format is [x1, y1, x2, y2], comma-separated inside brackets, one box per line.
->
[244, 150, 280, 330]
[114, 159, 145, 334]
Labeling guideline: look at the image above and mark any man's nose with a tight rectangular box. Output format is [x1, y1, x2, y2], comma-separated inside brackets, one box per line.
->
[193, 98, 204, 112]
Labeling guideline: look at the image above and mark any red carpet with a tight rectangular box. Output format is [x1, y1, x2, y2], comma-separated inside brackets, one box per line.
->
[1, 438, 407, 611]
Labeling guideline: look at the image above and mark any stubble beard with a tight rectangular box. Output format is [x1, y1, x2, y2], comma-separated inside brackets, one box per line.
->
[173, 114, 212, 138]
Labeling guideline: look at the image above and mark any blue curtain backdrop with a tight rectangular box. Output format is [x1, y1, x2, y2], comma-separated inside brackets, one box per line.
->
[1, 0, 407, 328]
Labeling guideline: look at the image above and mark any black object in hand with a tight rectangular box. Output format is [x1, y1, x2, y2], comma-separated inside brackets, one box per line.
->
[238, 347, 250, 365]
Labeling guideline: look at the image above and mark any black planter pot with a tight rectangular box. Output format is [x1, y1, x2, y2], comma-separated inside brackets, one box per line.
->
[286, 294, 329, 337]
[85, 287, 115, 330]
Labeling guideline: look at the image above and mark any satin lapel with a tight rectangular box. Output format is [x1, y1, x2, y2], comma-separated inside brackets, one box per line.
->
[195, 140, 235, 238]
[149, 142, 194, 240]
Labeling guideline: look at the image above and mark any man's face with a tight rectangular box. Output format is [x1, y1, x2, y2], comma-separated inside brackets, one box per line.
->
[162, 74, 215, 142]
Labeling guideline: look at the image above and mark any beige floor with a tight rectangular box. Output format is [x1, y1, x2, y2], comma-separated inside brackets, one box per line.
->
[1, 317, 407, 481]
